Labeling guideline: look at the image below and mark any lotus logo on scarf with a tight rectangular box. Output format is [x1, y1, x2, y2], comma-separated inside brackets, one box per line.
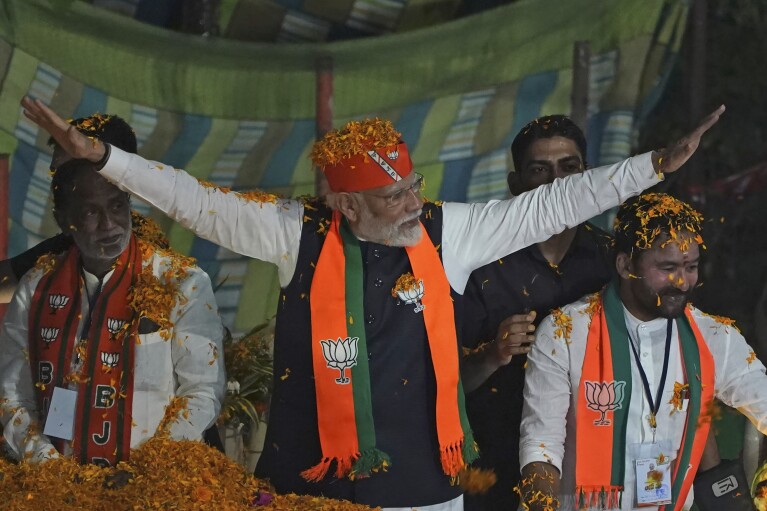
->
[320, 337, 358, 384]
[386, 149, 399, 161]
[107, 318, 127, 337]
[40, 327, 60, 348]
[100, 352, 120, 368]
[48, 294, 70, 314]
[397, 281, 425, 313]
[585, 380, 626, 426]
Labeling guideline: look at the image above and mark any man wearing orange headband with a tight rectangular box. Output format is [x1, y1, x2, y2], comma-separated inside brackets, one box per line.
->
[22, 97, 723, 511]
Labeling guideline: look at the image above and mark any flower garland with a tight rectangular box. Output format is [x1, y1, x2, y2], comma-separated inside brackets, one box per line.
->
[127, 239, 193, 341]
[131, 210, 170, 249]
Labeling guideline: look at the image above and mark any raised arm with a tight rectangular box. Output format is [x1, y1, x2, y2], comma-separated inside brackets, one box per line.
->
[441, 106, 725, 291]
[20, 97, 304, 286]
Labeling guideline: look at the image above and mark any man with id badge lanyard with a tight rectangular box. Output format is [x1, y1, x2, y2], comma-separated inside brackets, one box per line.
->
[518, 193, 767, 510]
[0, 114, 225, 468]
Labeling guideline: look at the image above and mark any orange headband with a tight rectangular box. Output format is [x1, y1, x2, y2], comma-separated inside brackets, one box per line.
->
[322, 142, 413, 193]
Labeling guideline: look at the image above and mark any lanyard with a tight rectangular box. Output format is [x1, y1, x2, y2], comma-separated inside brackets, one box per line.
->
[627, 318, 673, 443]
[78, 268, 104, 352]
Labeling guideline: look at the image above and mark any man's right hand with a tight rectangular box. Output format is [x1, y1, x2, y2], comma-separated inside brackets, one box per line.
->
[460, 311, 537, 393]
[489, 311, 537, 369]
[518, 461, 561, 511]
[21, 96, 106, 163]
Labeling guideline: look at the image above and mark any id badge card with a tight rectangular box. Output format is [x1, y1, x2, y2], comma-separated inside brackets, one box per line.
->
[630, 440, 673, 507]
[43, 387, 77, 440]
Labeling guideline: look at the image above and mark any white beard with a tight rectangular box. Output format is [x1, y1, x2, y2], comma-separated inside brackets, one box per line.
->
[357, 206, 423, 247]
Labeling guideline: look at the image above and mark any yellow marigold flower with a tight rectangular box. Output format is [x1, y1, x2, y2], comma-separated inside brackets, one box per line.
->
[668, 382, 689, 412]
[196, 178, 279, 205]
[33, 253, 59, 275]
[391, 272, 422, 298]
[459, 467, 497, 494]
[700, 311, 740, 332]
[0, 437, 373, 510]
[581, 292, 602, 317]
[310, 118, 401, 168]
[131, 211, 169, 249]
[615, 192, 704, 251]
[551, 308, 573, 343]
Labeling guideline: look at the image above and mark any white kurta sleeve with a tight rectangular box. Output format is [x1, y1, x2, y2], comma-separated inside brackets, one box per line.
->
[518, 309, 576, 474]
[700, 310, 767, 433]
[100, 147, 304, 286]
[0, 270, 59, 462]
[441, 152, 659, 292]
[166, 266, 226, 441]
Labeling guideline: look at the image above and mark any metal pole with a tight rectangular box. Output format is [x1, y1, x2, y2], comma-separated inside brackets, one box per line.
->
[684, 0, 707, 189]
[689, 0, 707, 127]
[571, 41, 591, 136]
[0, 154, 8, 259]
[0, 154, 9, 320]
[315, 55, 333, 197]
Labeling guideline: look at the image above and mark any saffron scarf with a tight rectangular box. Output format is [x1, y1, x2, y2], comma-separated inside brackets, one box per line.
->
[303, 211, 476, 482]
[29, 235, 140, 465]
[574, 284, 714, 509]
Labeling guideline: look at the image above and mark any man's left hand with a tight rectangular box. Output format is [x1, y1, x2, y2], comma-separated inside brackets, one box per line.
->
[653, 105, 725, 175]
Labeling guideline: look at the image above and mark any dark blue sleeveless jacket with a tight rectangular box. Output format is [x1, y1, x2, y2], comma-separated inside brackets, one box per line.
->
[255, 200, 463, 508]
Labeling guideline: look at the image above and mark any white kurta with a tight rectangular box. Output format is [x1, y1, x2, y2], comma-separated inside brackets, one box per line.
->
[0, 248, 226, 462]
[520, 296, 767, 510]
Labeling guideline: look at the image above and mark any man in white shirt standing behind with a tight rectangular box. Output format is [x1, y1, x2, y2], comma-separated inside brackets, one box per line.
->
[519, 192, 767, 510]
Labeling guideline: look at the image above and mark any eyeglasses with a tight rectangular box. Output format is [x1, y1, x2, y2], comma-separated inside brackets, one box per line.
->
[360, 173, 424, 208]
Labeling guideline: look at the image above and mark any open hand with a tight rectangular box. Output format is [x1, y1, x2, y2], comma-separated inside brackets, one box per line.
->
[20, 96, 106, 163]
[654, 104, 725, 175]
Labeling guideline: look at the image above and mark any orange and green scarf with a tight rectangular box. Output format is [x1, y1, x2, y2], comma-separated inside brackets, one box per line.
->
[29, 235, 141, 465]
[302, 211, 476, 482]
[575, 284, 714, 509]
